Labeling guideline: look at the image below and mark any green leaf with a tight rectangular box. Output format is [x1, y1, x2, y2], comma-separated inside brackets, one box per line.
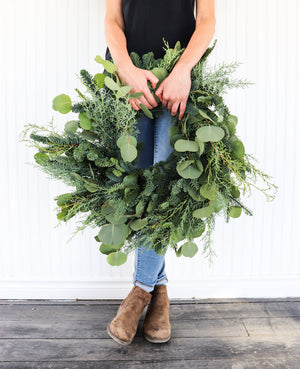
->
[209, 192, 228, 213]
[94, 73, 105, 88]
[140, 103, 154, 119]
[182, 241, 198, 257]
[174, 139, 199, 152]
[64, 120, 78, 134]
[198, 108, 217, 124]
[129, 218, 148, 231]
[116, 85, 132, 98]
[101, 204, 128, 225]
[195, 138, 205, 155]
[176, 160, 202, 179]
[57, 193, 72, 206]
[34, 152, 50, 165]
[150, 67, 169, 82]
[99, 243, 120, 255]
[120, 143, 137, 162]
[98, 223, 129, 247]
[122, 174, 138, 188]
[94, 55, 117, 73]
[52, 94, 72, 114]
[196, 126, 225, 142]
[229, 206, 242, 218]
[128, 92, 144, 99]
[107, 251, 127, 266]
[192, 205, 215, 218]
[117, 134, 137, 148]
[84, 182, 99, 193]
[104, 76, 120, 91]
[168, 124, 180, 139]
[79, 112, 92, 130]
[200, 183, 218, 200]
[231, 140, 245, 159]
[230, 185, 240, 198]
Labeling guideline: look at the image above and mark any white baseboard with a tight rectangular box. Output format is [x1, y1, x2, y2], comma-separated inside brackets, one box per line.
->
[0, 276, 299, 300]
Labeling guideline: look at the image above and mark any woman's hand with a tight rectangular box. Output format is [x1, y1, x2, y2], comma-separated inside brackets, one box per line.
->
[117, 64, 160, 111]
[155, 65, 191, 120]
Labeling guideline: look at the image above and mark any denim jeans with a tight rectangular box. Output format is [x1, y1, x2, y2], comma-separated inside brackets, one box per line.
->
[132, 106, 174, 293]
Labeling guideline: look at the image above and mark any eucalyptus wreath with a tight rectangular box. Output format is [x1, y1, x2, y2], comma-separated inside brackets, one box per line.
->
[20, 39, 278, 266]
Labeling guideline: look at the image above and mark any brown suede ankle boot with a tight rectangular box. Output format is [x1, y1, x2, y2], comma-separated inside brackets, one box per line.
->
[107, 285, 152, 345]
[143, 284, 171, 343]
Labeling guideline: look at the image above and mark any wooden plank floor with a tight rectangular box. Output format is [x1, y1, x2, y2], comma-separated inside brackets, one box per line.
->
[0, 297, 299, 368]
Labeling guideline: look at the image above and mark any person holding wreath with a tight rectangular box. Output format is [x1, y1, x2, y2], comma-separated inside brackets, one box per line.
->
[104, 0, 216, 345]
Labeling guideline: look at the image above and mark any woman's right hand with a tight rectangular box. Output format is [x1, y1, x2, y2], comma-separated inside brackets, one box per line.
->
[117, 64, 160, 111]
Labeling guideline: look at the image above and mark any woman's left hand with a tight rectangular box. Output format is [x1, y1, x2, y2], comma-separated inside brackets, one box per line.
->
[154, 65, 191, 120]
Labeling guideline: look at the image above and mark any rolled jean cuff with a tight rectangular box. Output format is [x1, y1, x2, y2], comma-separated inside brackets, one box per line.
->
[133, 279, 155, 293]
[155, 275, 168, 285]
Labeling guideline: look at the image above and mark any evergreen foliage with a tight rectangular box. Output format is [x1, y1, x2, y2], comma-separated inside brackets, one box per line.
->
[19, 39, 278, 266]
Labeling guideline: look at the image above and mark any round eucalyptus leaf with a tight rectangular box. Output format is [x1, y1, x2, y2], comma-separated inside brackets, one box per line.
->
[98, 223, 129, 247]
[176, 160, 202, 179]
[64, 120, 78, 134]
[129, 218, 148, 231]
[117, 134, 137, 148]
[107, 251, 127, 266]
[192, 205, 215, 218]
[182, 241, 198, 257]
[229, 206, 242, 218]
[174, 139, 199, 152]
[52, 94, 72, 114]
[120, 143, 138, 162]
[99, 243, 118, 255]
[196, 125, 225, 142]
[200, 183, 218, 200]
[123, 174, 138, 188]
[79, 112, 92, 130]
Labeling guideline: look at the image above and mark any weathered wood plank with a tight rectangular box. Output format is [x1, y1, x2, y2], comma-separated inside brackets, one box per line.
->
[1, 297, 299, 305]
[0, 301, 299, 321]
[0, 318, 248, 339]
[1, 358, 300, 369]
[242, 317, 300, 336]
[0, 337, 299, 361]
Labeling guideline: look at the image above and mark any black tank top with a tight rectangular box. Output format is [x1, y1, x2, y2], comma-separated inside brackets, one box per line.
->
[105, 0, 195, 61]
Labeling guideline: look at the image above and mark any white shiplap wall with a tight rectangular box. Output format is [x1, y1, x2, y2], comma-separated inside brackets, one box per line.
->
[0, 0, 299, 299]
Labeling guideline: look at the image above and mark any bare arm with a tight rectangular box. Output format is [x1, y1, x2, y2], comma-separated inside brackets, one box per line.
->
[155, 0, 216, 119]
[104, 0, 159, 111]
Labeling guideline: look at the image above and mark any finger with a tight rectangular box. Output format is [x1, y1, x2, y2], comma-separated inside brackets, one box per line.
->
[179, 100, 187, 120]
[170, 101, 180, 116]
[146, 71, 159, 89]
[132, 101, 139, 110]
[139, 95, 152, 109]
[155, 83, 163, 101]
[167, 100, 173, 111]
[143, 88, 158, 108]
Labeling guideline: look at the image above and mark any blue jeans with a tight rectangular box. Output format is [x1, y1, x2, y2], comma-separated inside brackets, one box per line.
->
[132, 107, 174, 293]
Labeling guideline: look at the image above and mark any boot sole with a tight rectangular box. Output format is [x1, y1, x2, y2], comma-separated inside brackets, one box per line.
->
[106, 322, 134, 346]
[143, 332, 171, 343]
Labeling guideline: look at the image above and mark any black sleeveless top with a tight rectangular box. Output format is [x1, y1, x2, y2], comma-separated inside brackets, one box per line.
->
[105, 0, 195, 61]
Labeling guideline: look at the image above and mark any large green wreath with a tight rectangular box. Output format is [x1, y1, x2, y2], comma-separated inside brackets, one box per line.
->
[20, 39, 278, 266]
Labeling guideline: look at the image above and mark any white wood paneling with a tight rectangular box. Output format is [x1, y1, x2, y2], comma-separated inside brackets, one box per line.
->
[0, 0, 299, 299]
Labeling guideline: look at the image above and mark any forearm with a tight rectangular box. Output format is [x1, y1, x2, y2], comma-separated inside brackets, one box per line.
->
[104, 19, 134, 72]
[172, 17, 216, 73]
